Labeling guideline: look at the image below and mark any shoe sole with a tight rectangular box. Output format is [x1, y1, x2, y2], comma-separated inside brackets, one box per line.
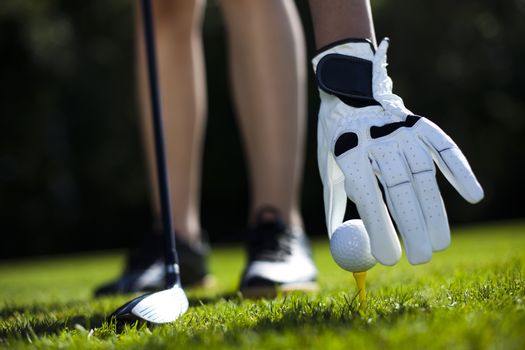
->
[240, 281, 319, 299]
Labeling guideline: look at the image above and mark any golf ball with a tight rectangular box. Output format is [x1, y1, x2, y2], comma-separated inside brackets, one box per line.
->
[330, 220, 377, 272]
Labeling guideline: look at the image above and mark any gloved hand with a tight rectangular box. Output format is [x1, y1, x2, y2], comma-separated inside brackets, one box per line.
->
[313, 38, 484, 265]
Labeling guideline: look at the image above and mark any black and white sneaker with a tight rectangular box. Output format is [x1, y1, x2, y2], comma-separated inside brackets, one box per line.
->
[239, 207, 318, 298]
[94, 231, 213, 297]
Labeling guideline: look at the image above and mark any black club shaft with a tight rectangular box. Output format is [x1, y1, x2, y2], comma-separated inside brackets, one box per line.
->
[140, 0, 180, 287]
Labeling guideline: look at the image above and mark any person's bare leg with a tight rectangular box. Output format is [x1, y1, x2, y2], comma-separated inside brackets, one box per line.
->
[136, 0, 207, 244]
[308, 0, 376, 49]
[220, 0, 307, 228]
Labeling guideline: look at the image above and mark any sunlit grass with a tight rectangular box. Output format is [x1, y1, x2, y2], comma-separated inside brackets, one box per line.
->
[1, 221, 524, 349]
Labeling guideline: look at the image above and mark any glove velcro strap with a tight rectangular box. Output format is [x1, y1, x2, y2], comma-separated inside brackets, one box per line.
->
[316, 54, 380, 108]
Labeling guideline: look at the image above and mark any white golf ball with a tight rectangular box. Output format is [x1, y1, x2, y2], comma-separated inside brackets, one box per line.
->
[330, 219, 377, 272]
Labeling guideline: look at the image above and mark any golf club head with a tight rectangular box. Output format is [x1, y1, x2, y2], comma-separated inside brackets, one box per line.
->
[110, 285, 188, 324]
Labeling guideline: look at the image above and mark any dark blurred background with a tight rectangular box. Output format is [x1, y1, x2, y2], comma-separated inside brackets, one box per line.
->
[1, 0, 524, 259]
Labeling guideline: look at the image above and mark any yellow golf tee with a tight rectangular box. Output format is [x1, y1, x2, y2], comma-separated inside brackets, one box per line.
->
[353, 271, 367, 308]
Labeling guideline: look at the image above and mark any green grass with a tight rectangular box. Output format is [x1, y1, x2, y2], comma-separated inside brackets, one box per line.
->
[1, 221, 525, 349]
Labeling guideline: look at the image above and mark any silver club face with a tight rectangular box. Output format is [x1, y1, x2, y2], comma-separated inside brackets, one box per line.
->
[112, 286, 189, 324]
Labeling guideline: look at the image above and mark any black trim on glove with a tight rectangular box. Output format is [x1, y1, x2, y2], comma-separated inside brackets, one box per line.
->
[370, 115, 422, 139]
[315, 38, 376, 56]
[316, 53, 381, 108]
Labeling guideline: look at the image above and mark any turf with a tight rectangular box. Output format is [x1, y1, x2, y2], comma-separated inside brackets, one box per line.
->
[1, 221, 524, 349]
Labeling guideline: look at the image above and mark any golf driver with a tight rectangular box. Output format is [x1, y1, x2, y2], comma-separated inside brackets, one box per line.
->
[109, 0, 188, 324]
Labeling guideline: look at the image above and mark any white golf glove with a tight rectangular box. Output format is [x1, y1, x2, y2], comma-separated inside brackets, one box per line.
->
[313, 38, 484, 265]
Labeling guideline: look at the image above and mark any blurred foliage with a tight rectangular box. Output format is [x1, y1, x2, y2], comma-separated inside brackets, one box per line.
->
[0, 0, 523, 258]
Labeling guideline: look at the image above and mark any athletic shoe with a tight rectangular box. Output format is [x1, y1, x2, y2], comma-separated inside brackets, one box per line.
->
[239, 206, 318, 298]
[94, 231, 212, 296]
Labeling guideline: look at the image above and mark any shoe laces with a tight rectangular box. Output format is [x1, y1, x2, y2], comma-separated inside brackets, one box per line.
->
[247, 207, 296, 262]
[126, 233, 163, 271]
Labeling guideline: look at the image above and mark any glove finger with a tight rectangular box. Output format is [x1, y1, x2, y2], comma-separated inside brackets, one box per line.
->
[413, 171, 450, 251]
[324, 154, 348, 238]
[318, 124, 348, 237]
[337, 152, 401, 265]
[418, 118, 484, 204]
[369, 146, 432, 264]
[401, 141, 450, 251]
